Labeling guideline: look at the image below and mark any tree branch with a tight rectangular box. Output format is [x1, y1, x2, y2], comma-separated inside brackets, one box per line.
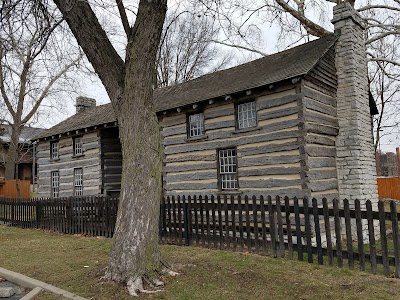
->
[0, 45, 16, 119]
[366, 31, 400, 44]
[115, 0, 131, 37]
[274, 0, 330, 37]
[21, 54, 82, 124]
[358, 5, 400, 13]
[53, 0, 125, 101]
[368, 57, 400, 68]
[210, 39, 268, 56]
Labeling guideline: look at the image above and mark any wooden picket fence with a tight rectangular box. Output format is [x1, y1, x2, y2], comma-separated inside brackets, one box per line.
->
[0, 196, 118, 237]
[378, 177, 400, 200]
[160, 195, 400, 277]
[1, 195, 400, 277]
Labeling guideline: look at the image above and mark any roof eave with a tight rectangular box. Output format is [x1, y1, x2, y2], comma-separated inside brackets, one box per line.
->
[156, 74, 307, 114]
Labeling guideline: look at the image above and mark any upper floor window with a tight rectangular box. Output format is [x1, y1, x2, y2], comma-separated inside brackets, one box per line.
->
[218, 148, 238, 190]
[188, 113, 205, 137]
[51, 170, 59, 198]
[50, 141, 59, 159]
[73, 136, 83, 156]
[237, 101, 257, 129]
[74, 168, 83, 196]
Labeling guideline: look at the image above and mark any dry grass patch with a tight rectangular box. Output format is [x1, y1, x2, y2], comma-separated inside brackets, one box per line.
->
[0, 225, 399, 300]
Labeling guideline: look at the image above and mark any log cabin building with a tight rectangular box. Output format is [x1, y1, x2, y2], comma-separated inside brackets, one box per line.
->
[35, 2, 379, 207]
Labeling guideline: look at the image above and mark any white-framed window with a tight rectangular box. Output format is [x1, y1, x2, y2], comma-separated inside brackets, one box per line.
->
[74, 168, 83, 196]
[73, 136, 83, 156]
[51, 171, 59, 198]
[188, 113, 205, 137]
[218, 148, 238, 190]
[237, 101, 257, 129]
[50, 141, 59, 159]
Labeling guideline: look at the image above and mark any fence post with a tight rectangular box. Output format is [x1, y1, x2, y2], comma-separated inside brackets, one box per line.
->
[183, 198, 191, 246]
[11, 201, 15, 226]
[66, 197, 72, 234]
[390, 200, 400, 278]
[35, 200, 41, 229]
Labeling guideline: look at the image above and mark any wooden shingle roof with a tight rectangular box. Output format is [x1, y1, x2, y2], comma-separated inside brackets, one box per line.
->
[37, 34, 337, 139]
[153, 34, 338, 111]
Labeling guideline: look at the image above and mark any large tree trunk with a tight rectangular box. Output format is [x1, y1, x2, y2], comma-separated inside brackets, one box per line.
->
[106, 1, 166, 283]
[53, 0, 167, 290]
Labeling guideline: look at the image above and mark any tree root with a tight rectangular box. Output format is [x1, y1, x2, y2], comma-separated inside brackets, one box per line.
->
[127, 277, 165, 296]
[160, 260, 181, 277]
[103, 261, 181, 296]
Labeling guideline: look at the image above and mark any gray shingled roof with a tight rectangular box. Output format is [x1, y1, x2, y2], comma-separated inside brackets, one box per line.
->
[153, 34, 338, 111]
[1, 124, 45, 143]
[35, 103, 116, 139]
[37, 34, 337, 139]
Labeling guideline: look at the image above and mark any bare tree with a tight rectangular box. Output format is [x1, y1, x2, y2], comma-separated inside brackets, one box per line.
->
[50, 0, 167, 295]
[6, 0, 397, 294]
[157, 9, 230, 87]
[192, 0, 400, 150]
[371, 66, 400, 151]
[0, 1, 81, 180]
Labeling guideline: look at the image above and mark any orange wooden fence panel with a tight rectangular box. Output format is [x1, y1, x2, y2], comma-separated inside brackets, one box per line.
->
[0, 180, 31, 198]
[377, 177, 400, 200]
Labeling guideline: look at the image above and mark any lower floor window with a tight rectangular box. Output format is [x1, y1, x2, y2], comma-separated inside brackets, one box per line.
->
[51, 171, 59, 198]
[74, 168, 83, 196]
[218, 148, 238, 190]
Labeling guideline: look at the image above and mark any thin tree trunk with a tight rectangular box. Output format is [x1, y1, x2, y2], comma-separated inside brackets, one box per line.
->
[5, 125, 20, 180]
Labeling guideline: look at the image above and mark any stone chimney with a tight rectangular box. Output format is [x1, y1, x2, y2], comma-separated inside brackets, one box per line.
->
[76, 96, 96, 113]
[332, 2, 378, 208]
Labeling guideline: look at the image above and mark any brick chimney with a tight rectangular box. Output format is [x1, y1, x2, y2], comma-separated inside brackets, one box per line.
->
[332, 2, 378, 208]
[76, 96, 96, 113]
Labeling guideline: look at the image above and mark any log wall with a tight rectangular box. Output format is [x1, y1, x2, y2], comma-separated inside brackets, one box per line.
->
[37, 131, 102, 197]
[302, 46, 339, 200]
[160, 84, 306, 198]
[100, 127, 122, 196]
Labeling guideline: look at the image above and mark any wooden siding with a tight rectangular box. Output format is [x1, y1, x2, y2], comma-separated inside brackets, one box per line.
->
[161, 85, 305, 197]
[37, 131, 102, 197]
[100, 127, 122, 196]
[377, 177, 400, 200]
[0, 180, 30, 198]
[302, 47, 339, 200]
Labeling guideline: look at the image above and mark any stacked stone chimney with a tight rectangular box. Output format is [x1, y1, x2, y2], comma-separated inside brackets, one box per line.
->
[332, 2, 378, 209]
[76, 96, 96, 113]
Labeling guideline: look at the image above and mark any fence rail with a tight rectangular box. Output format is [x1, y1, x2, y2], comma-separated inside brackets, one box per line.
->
[1, 195, 400, 277]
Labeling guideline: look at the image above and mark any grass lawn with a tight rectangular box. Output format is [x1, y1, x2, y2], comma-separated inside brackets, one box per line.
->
[1, 225, 400, 300]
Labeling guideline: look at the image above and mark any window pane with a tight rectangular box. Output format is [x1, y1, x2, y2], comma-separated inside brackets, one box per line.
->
[189, 113, 204, 137]
[51, 171, 59, 198]
[74, 168, 83, 196]
[218, 148, 238, 190]
[238, 101, 256, 129]
[74, 137, 83, 156]
[51, 142, 59, 159]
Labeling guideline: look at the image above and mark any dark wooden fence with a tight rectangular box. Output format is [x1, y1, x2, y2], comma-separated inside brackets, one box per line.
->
[0, 196, 118, 237]
[160, 195, 400, 277]
[1, 195, 400, 277]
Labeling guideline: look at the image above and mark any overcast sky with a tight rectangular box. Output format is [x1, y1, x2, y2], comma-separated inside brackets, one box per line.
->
[35, 0, 398, 153]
